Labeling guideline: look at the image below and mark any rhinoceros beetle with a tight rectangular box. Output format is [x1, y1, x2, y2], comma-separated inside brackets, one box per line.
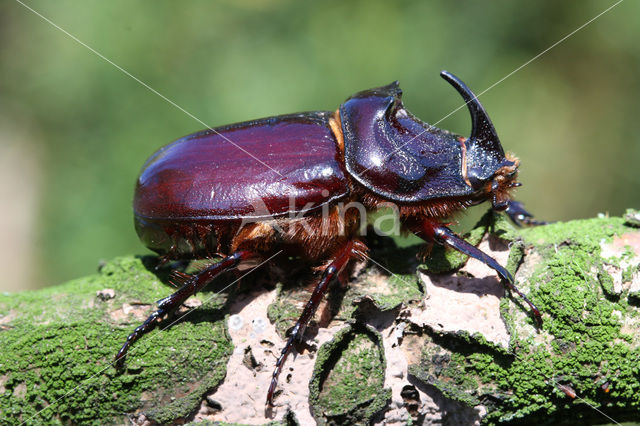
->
[115, 71, 544, 406]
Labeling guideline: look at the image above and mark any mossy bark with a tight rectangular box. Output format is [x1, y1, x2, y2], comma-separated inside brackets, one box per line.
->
[2, 211, 640, 424]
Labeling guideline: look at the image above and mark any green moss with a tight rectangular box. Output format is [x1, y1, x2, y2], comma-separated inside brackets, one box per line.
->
[622, 264, 638, 285]
[266, 282, 304, 338]
[518, 216, 627, 252]
[309, 323, 390, 424]
[378, 272, 423, 308]
[505, 240, 525, 277]
[410, 352, 481, 407]
[597, 266, 616, 297]
[409, 330, 515, 409]
[338, 269, 423, 320]
[0, 256, 233, 424]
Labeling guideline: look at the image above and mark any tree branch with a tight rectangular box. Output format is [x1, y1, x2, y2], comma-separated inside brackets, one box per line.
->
[2, 211, 640, 424]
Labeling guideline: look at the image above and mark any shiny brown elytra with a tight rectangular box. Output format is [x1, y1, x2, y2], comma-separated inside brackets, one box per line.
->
[115, 71, 544, 406]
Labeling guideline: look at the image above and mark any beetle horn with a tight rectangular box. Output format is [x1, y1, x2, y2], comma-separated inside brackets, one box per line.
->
[440, 71, 505, 158]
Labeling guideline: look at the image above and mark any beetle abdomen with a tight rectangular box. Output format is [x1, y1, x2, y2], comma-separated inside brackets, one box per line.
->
[134, 112, 352, 258]
[134, 216, 222, 258]
[134, 112, 350, 223]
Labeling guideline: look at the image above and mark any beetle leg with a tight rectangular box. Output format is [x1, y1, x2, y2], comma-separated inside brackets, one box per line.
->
[114, 250, 256, 368]
[501, 200, 548, 227]
[414, 220, 541, 323]
[433, 224, 541, 323]
[266, 240, 367, 407]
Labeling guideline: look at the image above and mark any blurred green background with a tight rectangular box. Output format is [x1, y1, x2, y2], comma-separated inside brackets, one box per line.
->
[1, 0, 639, 292]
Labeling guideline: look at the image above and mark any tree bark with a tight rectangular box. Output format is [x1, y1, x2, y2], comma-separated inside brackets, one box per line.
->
[1, 210, 640, 425]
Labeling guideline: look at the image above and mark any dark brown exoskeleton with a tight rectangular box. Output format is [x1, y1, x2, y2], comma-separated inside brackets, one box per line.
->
[115, 71, 544, 406]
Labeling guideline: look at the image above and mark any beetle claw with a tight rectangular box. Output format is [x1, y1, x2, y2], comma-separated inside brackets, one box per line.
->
[503, 200, 549, 227]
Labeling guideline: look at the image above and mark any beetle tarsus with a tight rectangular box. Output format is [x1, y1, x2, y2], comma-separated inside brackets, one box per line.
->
[432, 224, 542, 324]
[503, 200, 548, 227]
[266, 240, 366, 407]
[114, 250, 256, 369]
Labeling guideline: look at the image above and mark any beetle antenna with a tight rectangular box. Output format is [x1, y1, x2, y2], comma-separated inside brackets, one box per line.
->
[440, 71, 504, 158]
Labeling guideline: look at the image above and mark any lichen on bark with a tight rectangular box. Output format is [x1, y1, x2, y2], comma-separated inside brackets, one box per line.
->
[409, 213, 640, 424]
[309, 323, 390, 424]
[0, 256, 233, 425]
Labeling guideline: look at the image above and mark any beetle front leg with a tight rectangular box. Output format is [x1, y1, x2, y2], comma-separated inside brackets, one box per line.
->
[499, 200, 548, 227]
[114, 250, 256, 368]
[413, 220, 541, 323]
[266, 240, 367, 407]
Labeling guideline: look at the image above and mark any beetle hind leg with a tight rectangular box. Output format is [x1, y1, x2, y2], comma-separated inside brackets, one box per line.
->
[266, 240, 367, 407]
[114, 250, 256, 368]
